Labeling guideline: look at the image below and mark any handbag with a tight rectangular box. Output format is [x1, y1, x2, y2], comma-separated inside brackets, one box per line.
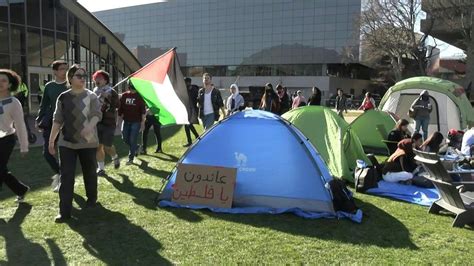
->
[354, 166, 379, 192]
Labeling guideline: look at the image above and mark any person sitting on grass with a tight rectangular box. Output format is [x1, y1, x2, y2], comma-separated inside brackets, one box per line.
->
[461, 127, 474, 157]
[411, 132, 423, 150]
[387, 119, 410, 155]
[420, 131, 444, 154]
[382, 139, 418, 183]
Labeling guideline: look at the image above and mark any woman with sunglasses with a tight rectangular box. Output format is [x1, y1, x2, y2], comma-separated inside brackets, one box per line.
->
[48, 65, 102, 223]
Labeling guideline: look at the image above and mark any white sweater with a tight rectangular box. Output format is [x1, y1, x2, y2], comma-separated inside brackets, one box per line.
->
[0, 96, 28, 152]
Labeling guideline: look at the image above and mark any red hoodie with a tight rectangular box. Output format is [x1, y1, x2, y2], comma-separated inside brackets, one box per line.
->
[118, 91, 146, 122]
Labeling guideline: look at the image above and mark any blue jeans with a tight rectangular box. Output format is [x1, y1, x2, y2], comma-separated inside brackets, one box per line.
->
[415, 117, 430, 140]
[122, 121, 141, 161]
[202, 114, 215, 130]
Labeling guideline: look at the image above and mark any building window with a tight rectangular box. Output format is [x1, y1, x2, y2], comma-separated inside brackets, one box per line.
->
[0, 23, 8, 54]
[27, 27, 41, 66]
[26, 0, 40, 27]
[0, 0, 7, 23]
[42, 0, 55, 30]
[10, 0, 25, 25]
[11, 25, 26, 55]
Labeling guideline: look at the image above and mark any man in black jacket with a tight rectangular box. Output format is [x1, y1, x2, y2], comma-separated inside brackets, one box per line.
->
[197, 73, 225, 130]
[183, 77, 199, 147]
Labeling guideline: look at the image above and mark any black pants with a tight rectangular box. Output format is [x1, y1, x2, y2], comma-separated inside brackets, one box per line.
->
[184, 124, 199, 144]
[58, 146, 97, 217]
[142, 115, 162, 150]
[0, 134, 29, 196]
[42, 129, 60, 174]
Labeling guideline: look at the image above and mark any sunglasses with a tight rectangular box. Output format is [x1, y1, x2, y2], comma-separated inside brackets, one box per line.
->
[74, 74, 88, 79]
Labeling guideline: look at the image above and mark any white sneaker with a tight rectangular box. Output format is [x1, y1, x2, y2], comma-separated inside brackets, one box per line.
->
[51, 174, 60, 192]
[15, 187, 30, 203]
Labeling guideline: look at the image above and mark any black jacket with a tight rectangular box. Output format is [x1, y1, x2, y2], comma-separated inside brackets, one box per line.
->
[308, 93, 321, 106]
[197, 88, 224, 121]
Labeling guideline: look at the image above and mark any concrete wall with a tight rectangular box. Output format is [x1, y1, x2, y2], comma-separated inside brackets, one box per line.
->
[189, 76, 371, 103]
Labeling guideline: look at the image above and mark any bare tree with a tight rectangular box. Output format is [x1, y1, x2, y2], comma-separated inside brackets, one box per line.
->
[424, 0, 474, 98]
[359, 0, 436, 81]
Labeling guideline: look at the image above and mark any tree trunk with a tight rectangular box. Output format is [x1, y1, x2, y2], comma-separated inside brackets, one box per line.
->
[465, 42, 474, 101]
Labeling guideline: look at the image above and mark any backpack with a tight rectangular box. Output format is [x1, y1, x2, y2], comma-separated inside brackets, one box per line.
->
[354, 167, 379, 193]
[328, 179, 358, 213]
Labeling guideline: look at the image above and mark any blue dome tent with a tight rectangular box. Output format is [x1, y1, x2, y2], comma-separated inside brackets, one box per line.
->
[159, 110, 362, 222]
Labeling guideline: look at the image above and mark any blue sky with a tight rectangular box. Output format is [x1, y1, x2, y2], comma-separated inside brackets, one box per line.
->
[78, 0, 464, 58]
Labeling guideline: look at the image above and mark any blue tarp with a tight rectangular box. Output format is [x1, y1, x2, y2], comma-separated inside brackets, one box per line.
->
[159, 200, 363, 223]
[366, 181, 440, 206]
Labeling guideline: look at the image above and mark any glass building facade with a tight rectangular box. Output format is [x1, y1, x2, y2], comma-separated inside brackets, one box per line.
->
[95, 0, 364, 78]
[0, 0, 140, 113]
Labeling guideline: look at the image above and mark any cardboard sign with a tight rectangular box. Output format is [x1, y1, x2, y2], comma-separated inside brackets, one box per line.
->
[171, 163, 237, 208]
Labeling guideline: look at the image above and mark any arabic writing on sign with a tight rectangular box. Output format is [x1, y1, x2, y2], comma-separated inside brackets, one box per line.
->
[172, 164, 237, 208]
[183, 170, 228, 184]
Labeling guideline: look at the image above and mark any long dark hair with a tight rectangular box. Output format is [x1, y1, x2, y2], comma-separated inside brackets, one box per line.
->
[0, 69, 21, 92]
[421, 131, 444, 153]
[395, 119, 409, 131]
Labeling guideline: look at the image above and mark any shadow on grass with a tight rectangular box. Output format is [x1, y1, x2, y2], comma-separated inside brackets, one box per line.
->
[104, 174, 162, 210]
[70, 195, 171, 265]
[137, 158, 172, 179]
[159, 199, 419, 250]
[0, 203, 51, 265]
[146, 152, 180, 163]
[1, 126, 184, 202]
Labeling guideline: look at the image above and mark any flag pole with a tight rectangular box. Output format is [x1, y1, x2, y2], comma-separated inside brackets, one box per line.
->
[112, 47, 177, 90]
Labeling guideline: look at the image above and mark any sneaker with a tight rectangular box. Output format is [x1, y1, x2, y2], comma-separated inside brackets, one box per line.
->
[54, 214, 71, 223]
[140, 150, 147, 155]
[51, 174, 60, 191]
[113, 157, 120, 169]
[155, 148, 162, 153]
[135, 145, 141, 156]
[126, 159, 133, 165]
[97, 169, 107, 177]
[183, 143, 192, 148]
[15, 187, 30, 203]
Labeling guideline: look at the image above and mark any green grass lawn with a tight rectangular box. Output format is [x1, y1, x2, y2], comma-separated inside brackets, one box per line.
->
[1, 126, 473, 264]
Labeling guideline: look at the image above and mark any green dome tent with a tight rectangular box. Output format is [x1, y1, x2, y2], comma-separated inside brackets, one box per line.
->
[282, 106, 370, 182]
[350, 110, 397, 155]
[379, 77, 474, 135]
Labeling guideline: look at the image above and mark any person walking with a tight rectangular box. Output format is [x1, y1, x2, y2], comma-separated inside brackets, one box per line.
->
[335, 88, 347, 118]
[291, 90, 306, 109]
[307, 86, 322, 106]
[92, 70, 120, 177]
[0, 69, 30, 203]
[197, 73, 225, 130]
[409, 90, 432, 140]
[226, 83, 245, 116]
[141, 108, 162, 154]
[276, 84, 290, 114]
[183, 77, 199, 147]
[36, 60, 68, 191]
[358, 92, 377, 111]
[118, 82, 146, 164]
[260, 83, 280, 114]
[48, 65, 102, 223]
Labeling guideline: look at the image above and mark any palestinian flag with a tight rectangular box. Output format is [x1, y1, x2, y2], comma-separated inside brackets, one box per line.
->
[129, 48, 189, 125]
